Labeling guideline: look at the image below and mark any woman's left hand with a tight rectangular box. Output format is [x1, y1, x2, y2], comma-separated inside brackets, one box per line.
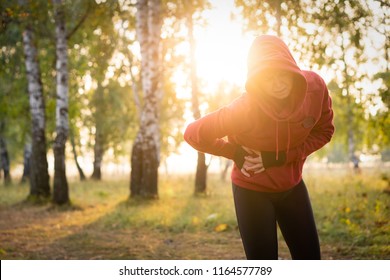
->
[240, 146, 266, 177]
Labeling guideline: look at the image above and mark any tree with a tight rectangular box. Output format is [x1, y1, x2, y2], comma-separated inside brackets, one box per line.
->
[0, 122, 12, 186]
[18, 0, 51, 199]
[52, 0, 70, 204]
[306, 0, 371, 165]
[60, 0, 122, 180]
[234, 0, 305, 38]
[69, 127, 86, 181]
[183, 0, 210, 194]
[366, 0, 390, 155]
[107, 1, 185, 181]
[0, 2, 31, 185]
[130, 0, 163, 198]
[21, 143, 32, 183]
[84, 3, 121, 180]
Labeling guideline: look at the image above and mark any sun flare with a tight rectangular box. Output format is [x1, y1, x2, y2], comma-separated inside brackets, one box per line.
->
[186, 0, 253, 93]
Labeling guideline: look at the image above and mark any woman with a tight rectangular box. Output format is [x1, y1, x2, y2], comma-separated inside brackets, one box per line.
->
[184, 35, 334, 260]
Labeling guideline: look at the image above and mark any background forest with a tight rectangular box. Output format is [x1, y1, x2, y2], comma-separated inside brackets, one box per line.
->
[0, 0, 389, 260]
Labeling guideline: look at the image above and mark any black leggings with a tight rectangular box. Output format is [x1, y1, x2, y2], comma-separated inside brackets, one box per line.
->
[232, 180, 321, 260]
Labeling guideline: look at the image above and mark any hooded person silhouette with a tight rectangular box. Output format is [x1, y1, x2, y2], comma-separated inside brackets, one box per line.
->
[184, 35, 334, 260]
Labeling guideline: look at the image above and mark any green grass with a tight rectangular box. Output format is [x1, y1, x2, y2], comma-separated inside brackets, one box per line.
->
[0, 169, 389, 259]
[304, 168, 390, 259]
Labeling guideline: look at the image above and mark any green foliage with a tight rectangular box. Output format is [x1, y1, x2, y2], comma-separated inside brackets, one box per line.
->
[327, 79, 367, 161]
[234, 0, 305, 36]
[0, 5, 30, 162]
[367, 71, 390, 148]
[164, 0, 211, 21]
[89, 80, 137, 157]
[375, 71, 390, 108]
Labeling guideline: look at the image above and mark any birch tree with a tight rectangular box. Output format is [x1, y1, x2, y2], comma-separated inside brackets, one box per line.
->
[52, 0, 70, 204]
[19, 0, 50, 199]
[130, 0, 163, 198]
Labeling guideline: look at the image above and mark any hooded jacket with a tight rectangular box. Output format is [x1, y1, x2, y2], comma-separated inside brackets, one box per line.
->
[184, 35, 335, 192]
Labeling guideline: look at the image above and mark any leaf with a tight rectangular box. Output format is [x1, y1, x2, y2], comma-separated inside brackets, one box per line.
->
[191, 216, 200, 226]
[214, 223, 228, 232]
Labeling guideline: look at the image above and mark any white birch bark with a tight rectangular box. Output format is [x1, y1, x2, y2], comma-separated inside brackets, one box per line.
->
[53, 0, 69, 204]
[22, 23, 51, 198]
[140, 0, 162, 162]
[130, 0, 162, 198]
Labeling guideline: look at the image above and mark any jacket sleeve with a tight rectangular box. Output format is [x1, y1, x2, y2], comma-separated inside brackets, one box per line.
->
[285, 82, 335, 163]
[184, 101, 243, 161]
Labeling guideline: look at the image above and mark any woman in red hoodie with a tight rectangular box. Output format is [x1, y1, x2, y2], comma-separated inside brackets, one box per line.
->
[184, 35, 334, 260]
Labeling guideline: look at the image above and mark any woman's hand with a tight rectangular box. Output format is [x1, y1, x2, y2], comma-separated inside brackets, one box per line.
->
[240, 146, 266, 177]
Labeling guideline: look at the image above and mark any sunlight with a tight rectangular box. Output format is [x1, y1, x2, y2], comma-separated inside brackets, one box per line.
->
[193, 0, 253, 93]
[83, 72, 94, 92]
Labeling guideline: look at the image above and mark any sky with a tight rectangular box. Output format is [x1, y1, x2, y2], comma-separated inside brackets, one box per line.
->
[188, 0, 255, 93]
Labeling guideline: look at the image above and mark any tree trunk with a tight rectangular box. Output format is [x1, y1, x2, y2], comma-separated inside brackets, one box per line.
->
[69, 128, 86, 181]
[195, 152, 207, 193]
[186, 6, 207, 194]
[341, 32, 357, 168]
[91, 125, 104, 180]
[0, 136, 12, 186]
[53, 0, 69, 204]
[21, 143, 32, 184]
[91, 84, 105, 180]
[22, 23, 50, 199]
[220, 158, 232, 182]
[130, 0, 162, 199]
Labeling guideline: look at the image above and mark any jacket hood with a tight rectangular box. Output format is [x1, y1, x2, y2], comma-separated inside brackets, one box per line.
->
[245, 35, 307, 121]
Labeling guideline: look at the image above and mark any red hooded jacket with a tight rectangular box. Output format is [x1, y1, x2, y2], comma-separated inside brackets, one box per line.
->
[184, 35, 334, 192]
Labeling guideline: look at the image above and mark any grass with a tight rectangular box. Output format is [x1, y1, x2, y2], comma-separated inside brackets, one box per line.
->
[0, 168, 389, 260]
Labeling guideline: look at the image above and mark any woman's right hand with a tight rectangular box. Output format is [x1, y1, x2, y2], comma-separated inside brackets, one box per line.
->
[240, 146, 266, 177]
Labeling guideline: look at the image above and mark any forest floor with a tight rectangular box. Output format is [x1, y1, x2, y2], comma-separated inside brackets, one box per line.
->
[0, 168, 389, 260]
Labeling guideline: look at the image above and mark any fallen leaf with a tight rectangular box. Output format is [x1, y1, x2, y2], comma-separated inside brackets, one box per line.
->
[192, 216, 200, 225]
[214, 223, 228, 232]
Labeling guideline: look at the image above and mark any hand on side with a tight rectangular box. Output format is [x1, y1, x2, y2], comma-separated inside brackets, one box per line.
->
[240, 146, 266, 177]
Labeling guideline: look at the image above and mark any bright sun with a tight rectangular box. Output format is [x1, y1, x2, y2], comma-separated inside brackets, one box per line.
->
[193, 0, 253, 93]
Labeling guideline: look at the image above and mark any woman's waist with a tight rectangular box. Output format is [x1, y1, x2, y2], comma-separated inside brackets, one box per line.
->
[230, 161, 304, 192]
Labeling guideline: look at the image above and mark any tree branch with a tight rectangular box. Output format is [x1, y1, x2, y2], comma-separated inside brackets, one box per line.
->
[66, 1, 91, 40]
[375, 0, 390, 8]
